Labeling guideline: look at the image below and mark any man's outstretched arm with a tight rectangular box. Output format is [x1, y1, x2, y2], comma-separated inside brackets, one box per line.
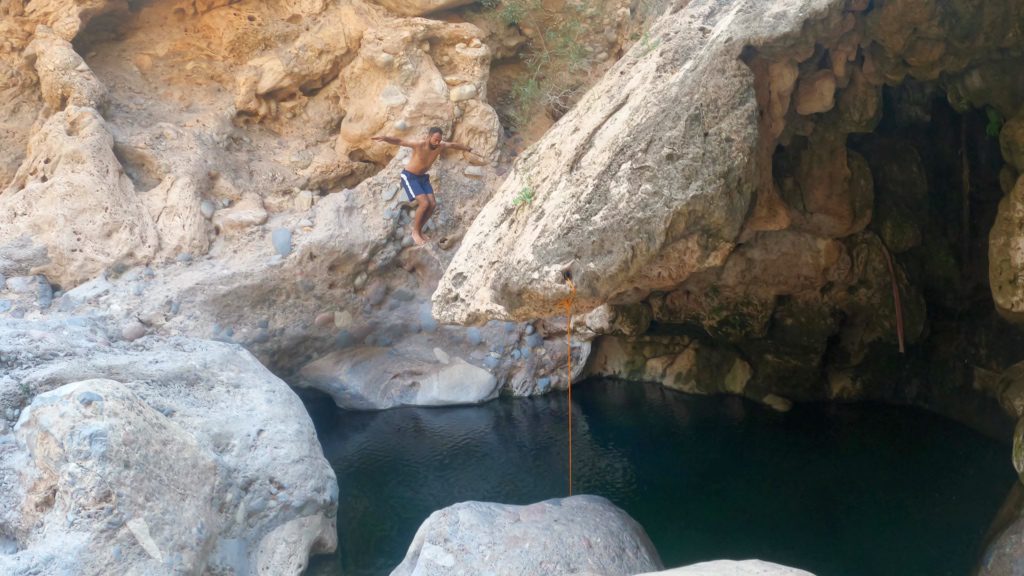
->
[441, 141, 474, 153]
[372, 135, 417, 147]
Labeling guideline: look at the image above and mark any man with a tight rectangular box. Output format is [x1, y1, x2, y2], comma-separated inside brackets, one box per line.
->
[371, 127, 473, 246]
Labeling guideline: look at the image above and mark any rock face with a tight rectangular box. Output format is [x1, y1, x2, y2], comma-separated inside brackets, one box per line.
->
[0, 318, 337, 576]
[434, 0, 789, 324]
[389, 495, 663, 576]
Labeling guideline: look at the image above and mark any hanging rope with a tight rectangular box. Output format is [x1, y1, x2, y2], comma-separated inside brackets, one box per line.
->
[564, 277, 577, 496]
[880, 242, 906, 354]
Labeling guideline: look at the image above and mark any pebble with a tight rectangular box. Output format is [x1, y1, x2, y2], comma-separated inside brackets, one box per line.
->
[334, 310, 353, 329]
[763, 394, 793, 413]
[200, 199, 216, 219]
[392, 289, 415, 302]
[511, 349, 521, 360]
[257, 318, 270, 329]
[271, 228, 293, 257]
[525, 324, 535, 335]
[121, 321, 147, 342]
[526, 333, 544, 348]
[6, 275, 38, 294]
[450, 84, 477, 102]
[37, 283, 53, 309]
[314, 312, 335, 328]
[335, 330, 355, 347]
[483, 356, 500, 369]
[537, 377, 552, 392]
[294, 190, 315, 211]
[520, 347, 532, 359]
[169, 300, 181, 315]
[131, 283, 144, 296]
[464, 166, 484, 178]
[144, 267, 156, 279]
[401, 236, 414, 248]
[354, 273, 368, 290]
[176, 252, 193, 263]
[466, 327, 483, 346]
[433, 348, 450, 364]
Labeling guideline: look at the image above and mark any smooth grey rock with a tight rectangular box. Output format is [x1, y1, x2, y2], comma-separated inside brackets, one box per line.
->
[120, 321, 147, 342]
[36, 281, 52, 309]
[176, 252, 193, 263]
[6, 275, 39, 294]
[636, 561, 815, 575]
[449, 83, 477, 102]
[271, 228, 293, 257]
[62, 276, 112, 304]
[0, 319, 337, 576]
[0, 536, 15, 555]
[390, 496, 662, 576]
[0, 236, 48, 277]
[200, 199, 216, 220]
[298, 348, 499, 410]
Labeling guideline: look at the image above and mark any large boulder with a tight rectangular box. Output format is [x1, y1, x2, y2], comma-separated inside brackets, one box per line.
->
[0, 318, 337, 575]
[389, 495, 663, 576]
[297, 347, 499, 409]
[0, 106, 159, 288]
[636, 560, 815, 576]
[432, 0, 840, 324]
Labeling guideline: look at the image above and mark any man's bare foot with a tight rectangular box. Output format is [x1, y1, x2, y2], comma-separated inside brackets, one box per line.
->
[412, 233, 428, 246]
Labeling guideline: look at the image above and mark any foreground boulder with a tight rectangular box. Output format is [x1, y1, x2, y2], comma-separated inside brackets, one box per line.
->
[637, 560, 815, 576]
[0, 318, 337, 575]
[390, 495, 663, 576]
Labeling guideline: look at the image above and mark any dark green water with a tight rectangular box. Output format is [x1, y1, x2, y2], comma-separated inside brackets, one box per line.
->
[304, 380, 1015, 576]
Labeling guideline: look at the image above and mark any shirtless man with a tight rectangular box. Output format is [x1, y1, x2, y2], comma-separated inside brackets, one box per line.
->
[371, 127, 473, 245]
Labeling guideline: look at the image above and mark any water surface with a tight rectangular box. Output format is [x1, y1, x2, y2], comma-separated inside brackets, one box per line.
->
[305, 380, 1014, 576]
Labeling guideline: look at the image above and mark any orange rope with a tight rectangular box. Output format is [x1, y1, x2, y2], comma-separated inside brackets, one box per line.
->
[564, 279, 576, 496]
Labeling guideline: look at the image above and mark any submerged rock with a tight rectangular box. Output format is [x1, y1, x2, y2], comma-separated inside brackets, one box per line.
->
[389, 495, 663, 576]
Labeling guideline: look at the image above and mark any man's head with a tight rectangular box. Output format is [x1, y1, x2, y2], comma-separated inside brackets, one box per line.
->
[428, 126, 443, 148]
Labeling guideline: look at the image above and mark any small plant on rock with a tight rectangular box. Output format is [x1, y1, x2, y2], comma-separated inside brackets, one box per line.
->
[512, 186, 535, 207]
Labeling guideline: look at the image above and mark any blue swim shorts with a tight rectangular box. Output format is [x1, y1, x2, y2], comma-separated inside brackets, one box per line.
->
[400, 170, 434, 201]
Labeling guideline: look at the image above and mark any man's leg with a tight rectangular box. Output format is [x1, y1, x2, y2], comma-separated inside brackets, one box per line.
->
[411, 195, 430, 245]
[423, 194, 437, 234]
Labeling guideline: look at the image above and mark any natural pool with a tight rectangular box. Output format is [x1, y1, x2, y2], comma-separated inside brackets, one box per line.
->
[304, 379, 1016, 576]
